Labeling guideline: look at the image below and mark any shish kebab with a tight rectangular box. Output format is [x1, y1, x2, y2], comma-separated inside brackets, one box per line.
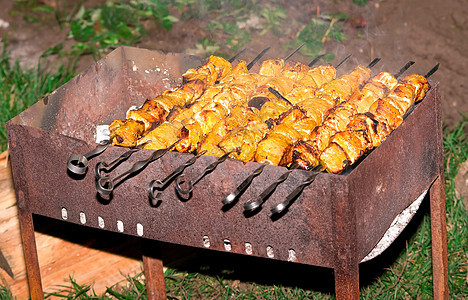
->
[219, 59, 382, 205]
[98, 47, 315, 194]
[317, 65, 437, 174]
[71, 47, 275, 177]
[292, 61, 416, 170]
[238, 60, 414, 210]
[267, 64, 438, 216]
[106, 53, 372, 178]
[108, 44, 298, 150]
[97, 47, 436, 200]
[179, 56, 356, 198]
[292, 65, 436, 174]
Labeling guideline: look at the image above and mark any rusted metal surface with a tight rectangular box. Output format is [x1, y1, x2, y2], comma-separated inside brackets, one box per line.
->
[142, 241, 167, 300]
[430, 175, 449, 299]
[6, 46, 447, 298]
[17, 207, 44, 300]
[349, 83, 442, 261]
[429, 85, 449, 299]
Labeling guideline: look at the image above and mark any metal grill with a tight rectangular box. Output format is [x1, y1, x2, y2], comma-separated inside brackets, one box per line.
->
[6, 46, 448, 299]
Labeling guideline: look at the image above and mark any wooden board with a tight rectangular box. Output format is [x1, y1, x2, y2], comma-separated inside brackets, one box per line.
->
[0, 151, 142, 298]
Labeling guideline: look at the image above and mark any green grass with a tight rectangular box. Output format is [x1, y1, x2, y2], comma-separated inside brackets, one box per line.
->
[0, 41, 75, 152]
[0, 0, 466, 298]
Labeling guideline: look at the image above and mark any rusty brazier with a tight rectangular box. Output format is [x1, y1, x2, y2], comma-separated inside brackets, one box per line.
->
[6, 46, 448, 299]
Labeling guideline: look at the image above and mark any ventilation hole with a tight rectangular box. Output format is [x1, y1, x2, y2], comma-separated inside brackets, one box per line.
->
[245, 242, 253, 255]
[288, 249, 297, 262]
[137, 223, 144, 236]
[61, 207, 68, 220]
[202, 235, 210, 248]
[98, 216, 105, 229]
[266, 245, 274, 258]
[223, 239, 232, 251]
[79, 211, 86, 224]
[117, 220, 124, 232]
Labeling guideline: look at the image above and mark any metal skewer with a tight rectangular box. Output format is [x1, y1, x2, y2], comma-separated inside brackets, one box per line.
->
[366, 57, 381, 69]
[270, 166, 322, 215]
[393, 61, 415, 78]
[95, 141, 149, 180]
[67, 140, 111, 175]
[284, 43, 305, 62]
[175, 151, 233, 195]
[267, 87, 294, 106]
[247, 47, 271, 70]
[424, 63, 440, 79]
[335, 54, 352, 69]
[228, 48, 248, 63]
[308, 54, 326, 67]
[148, 150, 207, 203]
[222, 163, 268, 206]
[243, 163, 299, 213]
[96, 139, 181, 196]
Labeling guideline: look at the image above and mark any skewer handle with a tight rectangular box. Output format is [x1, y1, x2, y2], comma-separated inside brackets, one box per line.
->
[271, 171, 320, 215]
[175, 151, 232, 195]
[67, 140, 110, 175]
[148, 151, 206, 201]
[244, 168, 292, 212]
[96, 139, 180, 196]
[222, 164, 267, 206]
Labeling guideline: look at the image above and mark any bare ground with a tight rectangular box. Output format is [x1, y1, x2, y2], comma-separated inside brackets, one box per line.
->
[0, 0, 466, 128]
[0, 0, 467, 294]
[0, 0, 468, 126]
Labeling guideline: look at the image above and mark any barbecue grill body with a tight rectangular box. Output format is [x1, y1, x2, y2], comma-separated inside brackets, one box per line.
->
[6, 47, 443, 293]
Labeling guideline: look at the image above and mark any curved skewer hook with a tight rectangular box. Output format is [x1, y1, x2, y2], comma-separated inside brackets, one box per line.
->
[148, 150, 206, 203]
[96, 139, 181, 196]
[95, 141, 149, 180]
[67, 140, 111, 175]
[175, 151, 233, 195]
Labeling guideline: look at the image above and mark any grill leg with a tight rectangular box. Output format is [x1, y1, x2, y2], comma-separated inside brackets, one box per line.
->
[334, 263, 359, 300]
[142, 242, 167, 300]
[18, 208, 43, 300]
[430, 174, 449, 299]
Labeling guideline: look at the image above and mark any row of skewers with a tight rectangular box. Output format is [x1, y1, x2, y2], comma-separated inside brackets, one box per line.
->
[67, 47, 438, 216]
[107, 50, 434, 174]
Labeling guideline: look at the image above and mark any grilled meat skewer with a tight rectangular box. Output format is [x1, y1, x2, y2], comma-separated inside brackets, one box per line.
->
[291, 62, 414, 170]
[172, 59, 339, 154]
[109, 55, 234, 147]
[319, 73, 431, 174]
[254, 62, 374, 166]
[194, 57, 353, 164]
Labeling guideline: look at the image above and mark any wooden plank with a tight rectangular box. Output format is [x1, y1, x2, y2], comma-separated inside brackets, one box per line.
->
[0, 151, 142, 299]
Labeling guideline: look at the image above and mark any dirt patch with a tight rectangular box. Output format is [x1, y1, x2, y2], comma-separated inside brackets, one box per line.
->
[0, 0, 466, 128]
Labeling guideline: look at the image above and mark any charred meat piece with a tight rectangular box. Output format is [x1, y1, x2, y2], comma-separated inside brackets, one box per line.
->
[319, 74, 430, 174]
[292, 69, 398, 169]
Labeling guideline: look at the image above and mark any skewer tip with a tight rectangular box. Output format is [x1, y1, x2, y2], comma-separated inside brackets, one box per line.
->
[367, 57, 381, 69]
[425, 63, 440, 78]
[335, 54, 352, 69]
